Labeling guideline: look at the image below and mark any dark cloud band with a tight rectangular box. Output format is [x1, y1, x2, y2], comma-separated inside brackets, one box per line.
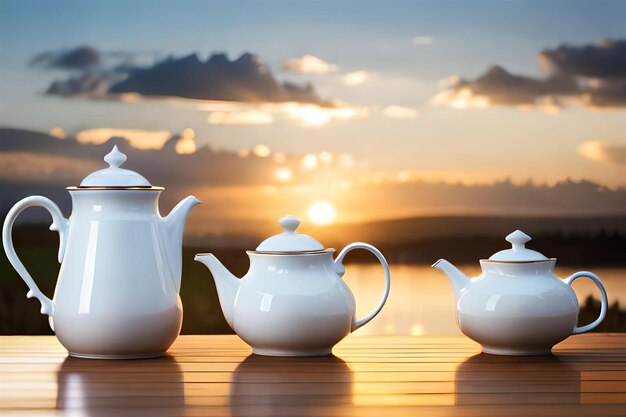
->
[540, 39, 626, 79]
[37, 47, 325, 105]
[435, 39, 626, 110]
[31, 46, 100, 70]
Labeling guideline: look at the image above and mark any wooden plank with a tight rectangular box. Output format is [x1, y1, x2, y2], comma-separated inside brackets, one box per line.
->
[0, 334, 625, 416]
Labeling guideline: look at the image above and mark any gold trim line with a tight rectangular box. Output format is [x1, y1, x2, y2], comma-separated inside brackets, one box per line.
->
[480, 258, 557, 264]
[246, 249, 334, 255]
[66, 186, 164, 191]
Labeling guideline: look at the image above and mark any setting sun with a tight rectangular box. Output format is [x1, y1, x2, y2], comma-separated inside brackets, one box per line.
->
[307, 201, 336, 226]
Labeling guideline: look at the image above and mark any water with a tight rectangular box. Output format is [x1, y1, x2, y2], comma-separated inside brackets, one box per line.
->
[343, 264, 626, 335]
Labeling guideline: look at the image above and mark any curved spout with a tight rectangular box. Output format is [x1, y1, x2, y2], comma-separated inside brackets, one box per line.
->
[432, 259, 472, 301]
[194, 254, 240, 329]
[160, 196, 201, 292]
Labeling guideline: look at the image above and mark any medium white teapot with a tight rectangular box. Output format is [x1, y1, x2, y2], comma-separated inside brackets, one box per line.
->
[433, 230, 608, 355]
[195, 215, 391, 356]
[2, 146, 200, 359]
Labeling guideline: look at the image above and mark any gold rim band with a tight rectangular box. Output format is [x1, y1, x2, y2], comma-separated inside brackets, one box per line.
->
[245, 249, 334, 255]
[480, 258, 556, 264]
[66, 186, 164, 191]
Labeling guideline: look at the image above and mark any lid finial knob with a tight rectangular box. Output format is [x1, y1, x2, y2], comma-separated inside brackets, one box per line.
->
[489, 230, 548, 261]
[279, 215, 301, 234]
[255, 215, 324, 252]
[506, 230, 532, 251]
[104, 145, 127, 169]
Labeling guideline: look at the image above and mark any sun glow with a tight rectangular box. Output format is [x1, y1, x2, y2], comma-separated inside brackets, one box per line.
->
[279, 103, 368, 127]
[286, 105, 331, 127]
[253, 144, 271, 157]
[342, 71, 369, 86]
[307, 201, 336, 226]
[274, 167, 294, 182]
[301, 154, 318, 170]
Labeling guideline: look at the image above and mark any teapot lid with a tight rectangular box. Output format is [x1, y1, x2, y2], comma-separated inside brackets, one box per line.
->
[488, 230, 549, 262]
[78, 145, 152, 187]
[255, 215, 325, 253]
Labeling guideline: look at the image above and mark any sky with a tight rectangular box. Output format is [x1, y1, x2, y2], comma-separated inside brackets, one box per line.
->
[1, 0, 625, 231]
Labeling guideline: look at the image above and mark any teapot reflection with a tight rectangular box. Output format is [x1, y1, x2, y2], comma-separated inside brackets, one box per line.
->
[56, 356, 185, 416]
[455, 353, 581, 405]
[230, 354, 354, 417]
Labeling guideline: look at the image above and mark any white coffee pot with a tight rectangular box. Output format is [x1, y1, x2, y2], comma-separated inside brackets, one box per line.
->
[2, 146, 200, 359]
[433, 230, 608, 355]
[195, 215, 391, 356]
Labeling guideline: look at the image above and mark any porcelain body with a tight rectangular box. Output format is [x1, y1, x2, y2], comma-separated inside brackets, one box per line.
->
[433, 231, 608, 356]
[2, 147, 200, 359]
[232, 251, 355, 356]
[195, 217, 391, 356]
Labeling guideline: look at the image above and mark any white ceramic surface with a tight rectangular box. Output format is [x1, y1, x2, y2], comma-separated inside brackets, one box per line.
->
[195, 216, 391, 357]
[489, 230, 548, 261]
[80, 145, 151, 187]
[433, 230, 608, 355]
[255, 215, 324, 252]
[2, 146, 200, 359]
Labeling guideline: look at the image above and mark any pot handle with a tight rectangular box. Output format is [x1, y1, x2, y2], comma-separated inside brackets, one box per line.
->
[563, 271, 608, 334]
[2, 196, 69, 317]
[334, 242, 391, 332]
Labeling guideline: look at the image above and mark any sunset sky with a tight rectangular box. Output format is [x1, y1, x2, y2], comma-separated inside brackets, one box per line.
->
[1, 0, 625, 231]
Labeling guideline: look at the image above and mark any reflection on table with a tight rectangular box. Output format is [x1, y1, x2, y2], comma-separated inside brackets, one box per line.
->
[230, 354, 354, 417]
[455, 353, 580, 405]
[56, 356, 185, 417]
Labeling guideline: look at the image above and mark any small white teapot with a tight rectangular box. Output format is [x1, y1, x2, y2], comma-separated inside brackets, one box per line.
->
[433, 230, 608, 355]
[2, 146, 200, 359]
[195, 215, 391, 356]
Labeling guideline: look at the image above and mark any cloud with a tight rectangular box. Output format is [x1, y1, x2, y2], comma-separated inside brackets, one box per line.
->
[109, 53, 323, 103]
[175, 128, 197, 155]
[433, 39, 626, 111]
[202, 100, 368, 127]
[2, 128, 625, 237]
[437, 74, 462, 89]
[540, 39, 626, 79]
[432, 65, 579, 110]
[196, 100, 366, 127]
[208, 110, 274, 126]
[383, 105, 419, 120]
[48, 127, 67, 139]
[76, 128, 174, 150]
[581, 79, 626, 107]
[36, 48, 369, 126]
[0, 127, 288, 190]
[43, 50, 326, 105]
[31, 46, 100, 69]
[412, 36, 433, 45]
[278, 102, 369, 127]
[342, 71, 369, 86]
[281, 54, 338, 74]
[578, 140, 626, 165]
[0, 127, 359, 230]
[46, 73, 120, 96]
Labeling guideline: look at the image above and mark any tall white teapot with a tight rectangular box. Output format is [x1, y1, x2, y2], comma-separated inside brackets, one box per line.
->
[2, 146, 200, 359]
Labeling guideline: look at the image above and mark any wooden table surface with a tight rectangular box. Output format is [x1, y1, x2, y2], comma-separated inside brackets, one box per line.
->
[1, 334, 625, 417]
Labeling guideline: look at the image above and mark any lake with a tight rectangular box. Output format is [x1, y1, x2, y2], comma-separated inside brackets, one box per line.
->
[343, 264, 626, 335]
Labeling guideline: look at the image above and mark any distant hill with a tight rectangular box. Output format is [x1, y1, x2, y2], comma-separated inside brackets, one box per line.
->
[185, 215, 626, 265]
[309, 215, 626, 247]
